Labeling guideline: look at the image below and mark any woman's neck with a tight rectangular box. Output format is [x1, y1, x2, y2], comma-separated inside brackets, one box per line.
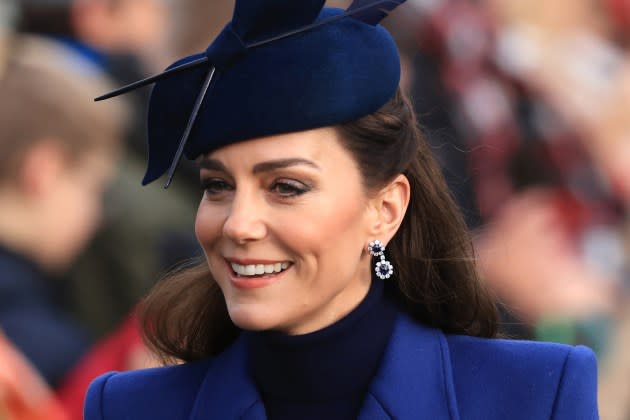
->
[246, 278, 397, 412]
[277, 269, 373, 336]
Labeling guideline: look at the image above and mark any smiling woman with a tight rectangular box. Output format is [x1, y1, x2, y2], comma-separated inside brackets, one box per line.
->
[195, 127, 381, 335]
[85, 1, 599, 419]
[143, 90, 497, 355]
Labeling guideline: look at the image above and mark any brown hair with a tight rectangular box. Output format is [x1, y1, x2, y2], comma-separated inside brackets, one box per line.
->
[0, 36, 125, 183]
[141, 89, 499, 364]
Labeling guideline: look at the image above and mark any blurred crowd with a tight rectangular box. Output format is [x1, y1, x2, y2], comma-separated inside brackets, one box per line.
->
[0, 0, 628, 419]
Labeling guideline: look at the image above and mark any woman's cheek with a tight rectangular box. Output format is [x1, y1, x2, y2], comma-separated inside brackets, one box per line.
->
[195, 204, 219, 243]
[194, 213, 207, 245]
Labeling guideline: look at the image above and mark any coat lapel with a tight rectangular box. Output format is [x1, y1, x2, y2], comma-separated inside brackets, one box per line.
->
[357, 314, 461, 420]
[188, 315, 460, 420]
[189, 336, 266, 420]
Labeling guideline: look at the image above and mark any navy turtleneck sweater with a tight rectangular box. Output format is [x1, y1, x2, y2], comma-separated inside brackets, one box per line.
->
[246, 278, 397, 420]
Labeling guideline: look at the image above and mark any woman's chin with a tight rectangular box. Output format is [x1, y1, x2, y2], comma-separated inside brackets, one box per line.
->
[226, 304, 282, 332]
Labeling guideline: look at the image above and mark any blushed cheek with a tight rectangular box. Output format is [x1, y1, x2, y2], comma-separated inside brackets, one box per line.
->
[194, 214, 205, 245]
[194, 212, 210, 248]
[314, 199, 366, 244]
[294, 199, 367, 281]
[194, 213, 218, 276]
[194, 206, 222, 251]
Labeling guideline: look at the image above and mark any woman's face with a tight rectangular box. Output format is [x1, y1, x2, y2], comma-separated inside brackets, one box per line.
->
[195, 127, 375, 335]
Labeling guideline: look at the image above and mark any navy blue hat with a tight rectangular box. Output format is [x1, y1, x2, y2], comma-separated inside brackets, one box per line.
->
[96, 0, 407, 187]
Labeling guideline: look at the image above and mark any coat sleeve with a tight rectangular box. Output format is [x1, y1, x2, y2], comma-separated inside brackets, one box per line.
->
[84, 372, 118, 420]
[550, 345, 599, 420]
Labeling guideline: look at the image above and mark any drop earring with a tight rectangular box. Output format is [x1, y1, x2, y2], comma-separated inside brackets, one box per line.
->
[368, 240, 393, 280]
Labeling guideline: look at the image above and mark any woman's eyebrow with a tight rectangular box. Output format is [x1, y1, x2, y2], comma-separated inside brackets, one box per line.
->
[198, 158, 228, 172]
[252, 158, 321, 174]
[198, 157, 321, 173]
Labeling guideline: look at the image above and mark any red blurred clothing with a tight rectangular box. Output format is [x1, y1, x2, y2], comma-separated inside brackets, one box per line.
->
[0, 331, 68, 420]
[414, 0, 624, 224]
[56, 314, 148, 420]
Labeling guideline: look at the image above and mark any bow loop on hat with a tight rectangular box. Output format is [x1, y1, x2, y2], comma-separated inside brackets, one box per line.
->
[232, 0, 326, 42]
[346, 0, 406, 25]
[205, 24, 247, 71]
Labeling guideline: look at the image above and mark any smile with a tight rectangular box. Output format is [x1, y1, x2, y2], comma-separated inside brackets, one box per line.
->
[230, 261, 291, 277]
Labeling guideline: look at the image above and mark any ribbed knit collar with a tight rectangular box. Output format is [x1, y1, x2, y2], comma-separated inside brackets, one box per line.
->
[246, 278, 397, 402]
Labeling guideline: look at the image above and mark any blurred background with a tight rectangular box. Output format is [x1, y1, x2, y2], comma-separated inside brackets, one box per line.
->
[0, 0, 628, 419]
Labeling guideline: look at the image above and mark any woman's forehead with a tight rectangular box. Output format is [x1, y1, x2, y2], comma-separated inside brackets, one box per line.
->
[203, 127, 345, 165]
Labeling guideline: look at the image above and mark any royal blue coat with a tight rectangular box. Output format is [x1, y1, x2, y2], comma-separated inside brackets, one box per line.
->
[84, 314, 598, 419]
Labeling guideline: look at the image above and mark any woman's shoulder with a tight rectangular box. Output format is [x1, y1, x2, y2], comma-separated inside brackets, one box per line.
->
[444, 333, 598, 419]
[446, 332, 596, 367]
[444, 332, 598, 383]
[84, 358, 214, 420]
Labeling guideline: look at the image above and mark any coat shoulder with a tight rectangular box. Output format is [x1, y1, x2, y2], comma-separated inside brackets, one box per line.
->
[84, 358, 213, 420]
[445, 334, 598, 420]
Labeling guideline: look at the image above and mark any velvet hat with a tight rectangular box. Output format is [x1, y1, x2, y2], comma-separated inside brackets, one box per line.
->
[96, 0, 407, 187]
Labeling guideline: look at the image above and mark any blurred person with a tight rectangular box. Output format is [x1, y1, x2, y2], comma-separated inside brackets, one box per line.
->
[71, 0, 169, 72]
[410, 1, 630, 417]
[486, 0, 630, 205]
[17, 0, 170, 166]
[85, 1, 597, 418]
[17, 0, 169, 74]
[473, 0, 630, 336]
[0, 34, 124, 387]
[476, 189, 616, 323]
[14, 0, 202, 339]
[17, 0, 169, 151]
[9, 13, 193, 419]
[407, 0, 620, 336]
[165, 0, 234, 62]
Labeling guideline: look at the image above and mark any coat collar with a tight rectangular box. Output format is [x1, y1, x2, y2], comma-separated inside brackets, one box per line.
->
[359, 314, 460, 420]
[189, 314, 460, 420]
[189, 336, 266, 420]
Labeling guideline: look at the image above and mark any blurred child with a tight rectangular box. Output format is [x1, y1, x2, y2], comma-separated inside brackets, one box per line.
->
[0, 34, 124, 388]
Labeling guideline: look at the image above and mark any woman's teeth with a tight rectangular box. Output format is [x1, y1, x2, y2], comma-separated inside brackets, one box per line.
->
[231, 262, 290, 276]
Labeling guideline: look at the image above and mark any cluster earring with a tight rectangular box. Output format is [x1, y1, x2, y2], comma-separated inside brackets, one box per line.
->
[368, 240, 393, 280]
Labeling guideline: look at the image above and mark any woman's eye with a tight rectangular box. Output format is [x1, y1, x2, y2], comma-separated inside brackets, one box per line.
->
[201, 178, 233, 196]
[270, 180, 310, 197]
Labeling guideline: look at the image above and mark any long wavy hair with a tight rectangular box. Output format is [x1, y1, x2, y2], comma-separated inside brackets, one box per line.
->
[140, 89, 499, 364]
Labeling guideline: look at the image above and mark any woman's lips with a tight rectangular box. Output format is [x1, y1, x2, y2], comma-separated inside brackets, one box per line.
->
[230, 261, 290, 276]
[225, 259, 292, 290]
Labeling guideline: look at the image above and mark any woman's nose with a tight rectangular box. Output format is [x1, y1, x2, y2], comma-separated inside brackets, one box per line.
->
[222, 192, 267, 244]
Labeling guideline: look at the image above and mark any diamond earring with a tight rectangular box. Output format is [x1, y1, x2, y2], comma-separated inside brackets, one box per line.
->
[368, 240, 393, 280]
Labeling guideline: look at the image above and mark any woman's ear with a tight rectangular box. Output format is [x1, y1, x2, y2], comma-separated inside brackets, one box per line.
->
[367, 174, 410, 243]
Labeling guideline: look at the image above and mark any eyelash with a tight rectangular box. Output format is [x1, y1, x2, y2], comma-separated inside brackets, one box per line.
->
[200, 178, 233, 196]
[200, 178, 311, 199]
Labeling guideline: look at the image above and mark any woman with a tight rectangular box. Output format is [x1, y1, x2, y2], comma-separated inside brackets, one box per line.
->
[85, 1, 599, 419]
